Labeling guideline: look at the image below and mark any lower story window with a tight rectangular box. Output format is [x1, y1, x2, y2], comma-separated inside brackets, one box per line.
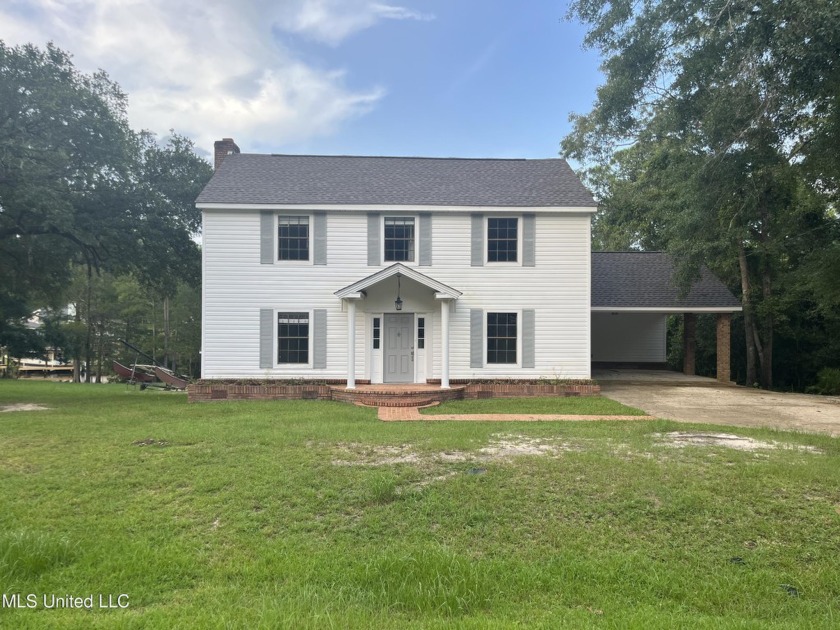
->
[372, 317, 381, 349]
[417, 317, 425, 349]
[487, 312, 517, 364]
[278, 312, 309, 364]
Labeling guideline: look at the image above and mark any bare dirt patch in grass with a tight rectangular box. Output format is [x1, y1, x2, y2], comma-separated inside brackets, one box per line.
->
[331, 434, 579, 467]
[0, 403, 50, 413]
[654, 431, 823, 453]
[131, 438, 170, 447]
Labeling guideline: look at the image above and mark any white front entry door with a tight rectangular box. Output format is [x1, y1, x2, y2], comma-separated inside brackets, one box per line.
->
[384, 313, 414, 383]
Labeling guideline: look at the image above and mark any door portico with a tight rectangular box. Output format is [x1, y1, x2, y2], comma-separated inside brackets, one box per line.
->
[335, 264, 461, 389]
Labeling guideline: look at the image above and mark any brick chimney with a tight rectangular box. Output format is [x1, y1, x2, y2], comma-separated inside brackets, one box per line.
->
[213, 138, 240, 170]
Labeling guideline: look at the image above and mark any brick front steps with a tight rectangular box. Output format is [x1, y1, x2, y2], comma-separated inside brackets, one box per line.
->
[330, 385, 465, 408]
[188, 380, 600, 404]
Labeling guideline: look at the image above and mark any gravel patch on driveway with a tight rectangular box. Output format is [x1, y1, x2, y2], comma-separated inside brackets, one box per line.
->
[600, 383, 840, 437]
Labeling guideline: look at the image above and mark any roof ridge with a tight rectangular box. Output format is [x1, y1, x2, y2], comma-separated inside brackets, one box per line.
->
[236, 153, 562, 162]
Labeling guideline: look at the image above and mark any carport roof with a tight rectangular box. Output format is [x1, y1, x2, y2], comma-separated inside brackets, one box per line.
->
[592, 252, 741, 311]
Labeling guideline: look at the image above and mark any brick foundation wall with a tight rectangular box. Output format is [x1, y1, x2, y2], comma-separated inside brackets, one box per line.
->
[460, 383, 600, 398]
[189, 379, 600, 403]
[189, 384, 334, 402]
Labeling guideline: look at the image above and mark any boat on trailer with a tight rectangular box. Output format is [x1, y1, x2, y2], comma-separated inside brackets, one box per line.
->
[153, 366, 189, 390]
[112, 361, 157, 383]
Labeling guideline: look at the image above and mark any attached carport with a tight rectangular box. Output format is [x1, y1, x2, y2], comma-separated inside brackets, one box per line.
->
[591, 252, 742, 383]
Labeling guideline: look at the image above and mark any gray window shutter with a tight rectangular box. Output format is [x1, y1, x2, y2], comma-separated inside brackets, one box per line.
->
[313, 211, 327, 265]
[471, 214, 484, 267]
[523, 214, 535, 267]
[367, 213, 380, 266]
[313, 309, 327, 368]
[470, 308, 483, 368]
[259, 309, 273, 368]
[522, 309, 535, 368]
[260, 211, 274, 264]
[419, 212, 432, 266]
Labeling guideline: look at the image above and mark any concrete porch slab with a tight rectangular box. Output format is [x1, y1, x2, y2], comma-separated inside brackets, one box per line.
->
[593, 368, 726, 386]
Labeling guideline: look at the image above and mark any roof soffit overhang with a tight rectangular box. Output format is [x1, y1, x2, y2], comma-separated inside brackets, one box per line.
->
[590, 306, 743, 313]
[197, 203, 597, 214]
[334, 263, 462, 300]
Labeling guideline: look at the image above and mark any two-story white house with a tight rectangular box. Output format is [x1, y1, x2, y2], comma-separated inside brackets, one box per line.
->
[197, 139, 599, 388]
[196, 139, 741, 394]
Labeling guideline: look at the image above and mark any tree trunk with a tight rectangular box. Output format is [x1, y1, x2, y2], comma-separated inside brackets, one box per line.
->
[84, 265, 93, 383]
[761, 266, 773, 389]
[151, 296, 157, 364]
[72, 302, 81, 383]
[163, 295, 171, 370]
[738, 244, 759, 385]
[96, 323, 104, 383]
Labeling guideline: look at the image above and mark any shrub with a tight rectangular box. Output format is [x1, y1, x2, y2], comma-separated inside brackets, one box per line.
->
[807, 368, 840, 395]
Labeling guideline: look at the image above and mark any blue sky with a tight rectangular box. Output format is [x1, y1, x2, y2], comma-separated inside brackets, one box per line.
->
[2, 1, 602, 160]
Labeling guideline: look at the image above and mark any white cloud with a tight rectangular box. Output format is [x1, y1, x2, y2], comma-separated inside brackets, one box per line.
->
[274, 0, 434, 46]
[0, 0, 431, 155]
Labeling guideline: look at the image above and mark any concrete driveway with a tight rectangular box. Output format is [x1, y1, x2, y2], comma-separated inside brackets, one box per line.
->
[596, 371, 840, 437]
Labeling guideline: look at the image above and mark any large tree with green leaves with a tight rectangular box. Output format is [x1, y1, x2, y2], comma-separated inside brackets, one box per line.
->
[0, 41, 134, 351]
[563, 0, 840, 388]
[0, 41, 211, 371]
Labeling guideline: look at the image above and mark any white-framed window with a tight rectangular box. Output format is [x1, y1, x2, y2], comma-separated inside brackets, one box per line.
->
[417, 316, 425, 349]
[277, 215, 311, 262]
[277, 311, 311, 365]
[372, 316, 381, 350]
[486, 311, 519, 364]
[383, 216, 416, 263]
[486, 216, 519, 263]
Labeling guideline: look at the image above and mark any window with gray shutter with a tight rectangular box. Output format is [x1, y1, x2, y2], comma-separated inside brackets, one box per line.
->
[523, 214, 535, 267]
[471, 214, 484, 267]
[260, 212, 274, 264]
[313, 212, 327, 265]
[277, 312, 309, 364]
[367, 213, 380, 266]
[522, 309, 535, 368]
[313, 309, 327, 368]
[259, 309, 273, 368]
[487, 313, 517, 364]
[419, 213, 432, 266]
[470, 308, 483, 368]
[278, 216, 309, 260]
[487, 217, 518, 262]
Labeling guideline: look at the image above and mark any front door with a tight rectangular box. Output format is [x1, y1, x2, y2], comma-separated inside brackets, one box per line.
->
[384, 313, 414, 383]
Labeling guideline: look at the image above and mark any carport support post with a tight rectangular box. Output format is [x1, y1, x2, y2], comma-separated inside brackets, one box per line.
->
[716, 313, 732, 383]
[683, 313, 696, 376]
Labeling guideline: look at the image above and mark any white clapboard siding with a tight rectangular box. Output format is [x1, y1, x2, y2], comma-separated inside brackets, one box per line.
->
[591, 313, 667, 363]
[202, 210, 592, 379]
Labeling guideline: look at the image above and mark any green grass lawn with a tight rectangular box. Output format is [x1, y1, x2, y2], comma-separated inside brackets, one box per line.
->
[422, 395, 647, 415]
[1, 381, 839, 628]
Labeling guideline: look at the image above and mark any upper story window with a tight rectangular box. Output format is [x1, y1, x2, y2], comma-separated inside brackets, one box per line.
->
[278, 216, 309, 261]
[487, 217, 518, 262]
[384, 217, 415, 262]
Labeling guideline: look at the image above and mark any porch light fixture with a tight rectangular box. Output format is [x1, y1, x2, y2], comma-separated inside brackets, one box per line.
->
[395, 273, 403, 311]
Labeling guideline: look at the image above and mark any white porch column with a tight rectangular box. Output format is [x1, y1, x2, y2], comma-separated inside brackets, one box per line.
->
[346, 298, 357, 389]
[437, 295, 452, 389]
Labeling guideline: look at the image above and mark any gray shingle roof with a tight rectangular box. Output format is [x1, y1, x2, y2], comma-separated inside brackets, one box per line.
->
[196, 153, 597, 207]
[592, 252, 741, 309]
